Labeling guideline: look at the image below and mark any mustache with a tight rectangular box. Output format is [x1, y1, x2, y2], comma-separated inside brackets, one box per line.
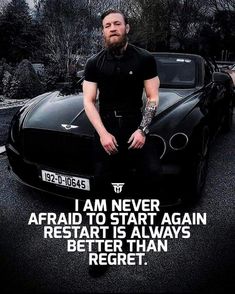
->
[109, 33, 120, 37]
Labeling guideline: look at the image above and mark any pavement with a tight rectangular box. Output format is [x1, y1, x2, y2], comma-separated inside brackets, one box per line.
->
[0, 107, 21, 147]
[0, 98, 30, 109]
[0, 98, 29, 148]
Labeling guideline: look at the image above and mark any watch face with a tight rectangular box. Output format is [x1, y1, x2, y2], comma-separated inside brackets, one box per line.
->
[144, 127, 149, 135]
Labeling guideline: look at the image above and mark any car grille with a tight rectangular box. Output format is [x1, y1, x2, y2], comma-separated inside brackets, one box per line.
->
[21, 129, 94, 174]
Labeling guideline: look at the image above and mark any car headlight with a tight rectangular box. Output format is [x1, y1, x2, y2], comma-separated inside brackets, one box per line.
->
[149, 134, 166, 159]
[169, 132, 188, 150]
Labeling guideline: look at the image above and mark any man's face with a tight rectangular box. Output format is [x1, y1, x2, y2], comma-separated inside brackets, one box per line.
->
[102, 13, 129, 49]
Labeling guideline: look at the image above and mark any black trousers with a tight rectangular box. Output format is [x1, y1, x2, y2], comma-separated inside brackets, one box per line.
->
[93, 112, 162, 195]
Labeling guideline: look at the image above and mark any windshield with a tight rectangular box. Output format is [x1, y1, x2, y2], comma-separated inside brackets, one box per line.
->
[154, 56, 196, 88]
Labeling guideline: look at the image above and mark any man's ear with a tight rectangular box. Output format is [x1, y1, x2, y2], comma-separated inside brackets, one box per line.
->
[126, 24, 130, 34]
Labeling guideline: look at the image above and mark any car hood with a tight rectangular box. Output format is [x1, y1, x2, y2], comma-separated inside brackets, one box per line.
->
[23, 91, 94, 136]
[157, 88, 195, 113]
[23, 88, 197, 136]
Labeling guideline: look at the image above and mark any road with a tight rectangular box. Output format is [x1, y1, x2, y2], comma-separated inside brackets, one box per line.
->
[0, 107, 21, 146]
[0, 114, 234, 293]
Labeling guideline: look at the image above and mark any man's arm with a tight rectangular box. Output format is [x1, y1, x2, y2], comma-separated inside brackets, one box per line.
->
[140, 76, 160, 128]
[128, 76, 160, 149]
[83, 80, 118, 155]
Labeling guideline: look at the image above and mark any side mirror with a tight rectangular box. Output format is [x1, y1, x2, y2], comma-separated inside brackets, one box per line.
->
[212, 72, 231, 84]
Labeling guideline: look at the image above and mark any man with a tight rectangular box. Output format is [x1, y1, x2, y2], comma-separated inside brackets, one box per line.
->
[83, 9, 161, 195]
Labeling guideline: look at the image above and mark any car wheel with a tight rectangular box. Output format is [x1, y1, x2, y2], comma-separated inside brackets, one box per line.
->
[184, 126, 210, 204]
[222, 98, 233, 132]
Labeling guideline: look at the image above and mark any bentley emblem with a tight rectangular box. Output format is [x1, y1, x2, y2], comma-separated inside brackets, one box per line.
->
[61, 124, 78, 130]
[111, 183, 125, 193]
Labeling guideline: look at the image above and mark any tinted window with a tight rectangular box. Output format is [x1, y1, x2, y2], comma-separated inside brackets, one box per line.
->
[154, 56, 196, 88]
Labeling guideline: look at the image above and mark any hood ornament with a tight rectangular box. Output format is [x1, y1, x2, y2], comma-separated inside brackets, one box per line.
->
[61, 124, 79, 130]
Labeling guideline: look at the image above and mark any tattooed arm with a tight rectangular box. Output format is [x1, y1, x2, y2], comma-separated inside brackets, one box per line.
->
[138, 100, 158, 134]
[128, 76, 160, 149]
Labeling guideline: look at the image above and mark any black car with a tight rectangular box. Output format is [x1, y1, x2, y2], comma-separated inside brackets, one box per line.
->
[6, 53, 234, 203]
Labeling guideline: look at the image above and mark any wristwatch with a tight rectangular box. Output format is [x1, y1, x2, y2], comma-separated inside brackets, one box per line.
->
[138, 126, 149, 136]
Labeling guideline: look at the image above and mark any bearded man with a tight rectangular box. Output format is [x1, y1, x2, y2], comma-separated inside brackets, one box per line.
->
[83, 9, 161, 195]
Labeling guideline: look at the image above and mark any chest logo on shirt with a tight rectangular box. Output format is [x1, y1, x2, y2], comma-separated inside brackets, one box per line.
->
[129, 71, 133, 75]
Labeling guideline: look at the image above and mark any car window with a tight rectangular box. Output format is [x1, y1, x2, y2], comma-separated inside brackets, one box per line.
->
[154, 56, 196, 88]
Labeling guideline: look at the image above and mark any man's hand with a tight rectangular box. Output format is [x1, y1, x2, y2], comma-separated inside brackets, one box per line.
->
[128, 129, 146, 149]
[100, 132, 118, 155]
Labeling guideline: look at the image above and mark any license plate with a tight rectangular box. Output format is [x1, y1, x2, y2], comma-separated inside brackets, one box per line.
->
[41, 170, 90, 191]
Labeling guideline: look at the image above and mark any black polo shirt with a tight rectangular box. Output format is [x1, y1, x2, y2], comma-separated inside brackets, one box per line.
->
[84, 44, 158, 112]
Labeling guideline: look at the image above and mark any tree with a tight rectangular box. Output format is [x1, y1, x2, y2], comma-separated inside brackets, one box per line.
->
[208, 0, 235, 59]
[0, 0, 37, 63]
[6, 59, 44, 99]
[209, 0, 235, 12]
[213, 9, 235, 59]
[38, 0, 91, 81]
[167, 0, 211, 52]
[0, 0, 9, 12]
[122, 0, 165, 50]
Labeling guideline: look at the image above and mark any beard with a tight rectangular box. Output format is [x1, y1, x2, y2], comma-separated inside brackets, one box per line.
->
[104, 33, 128, 56]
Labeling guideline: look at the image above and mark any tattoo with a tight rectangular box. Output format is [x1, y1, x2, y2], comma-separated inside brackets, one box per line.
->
[139, 100, 157, 129]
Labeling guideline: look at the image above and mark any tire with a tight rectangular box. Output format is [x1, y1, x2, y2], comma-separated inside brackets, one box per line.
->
[183, 126, 210, 204]
[222, 98, 233, 133]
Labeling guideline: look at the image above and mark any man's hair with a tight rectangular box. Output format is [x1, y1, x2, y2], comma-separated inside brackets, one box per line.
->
[101, 9, 128, 25]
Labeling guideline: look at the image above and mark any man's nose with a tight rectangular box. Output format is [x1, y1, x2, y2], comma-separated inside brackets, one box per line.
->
[110, 24, 117, 31]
